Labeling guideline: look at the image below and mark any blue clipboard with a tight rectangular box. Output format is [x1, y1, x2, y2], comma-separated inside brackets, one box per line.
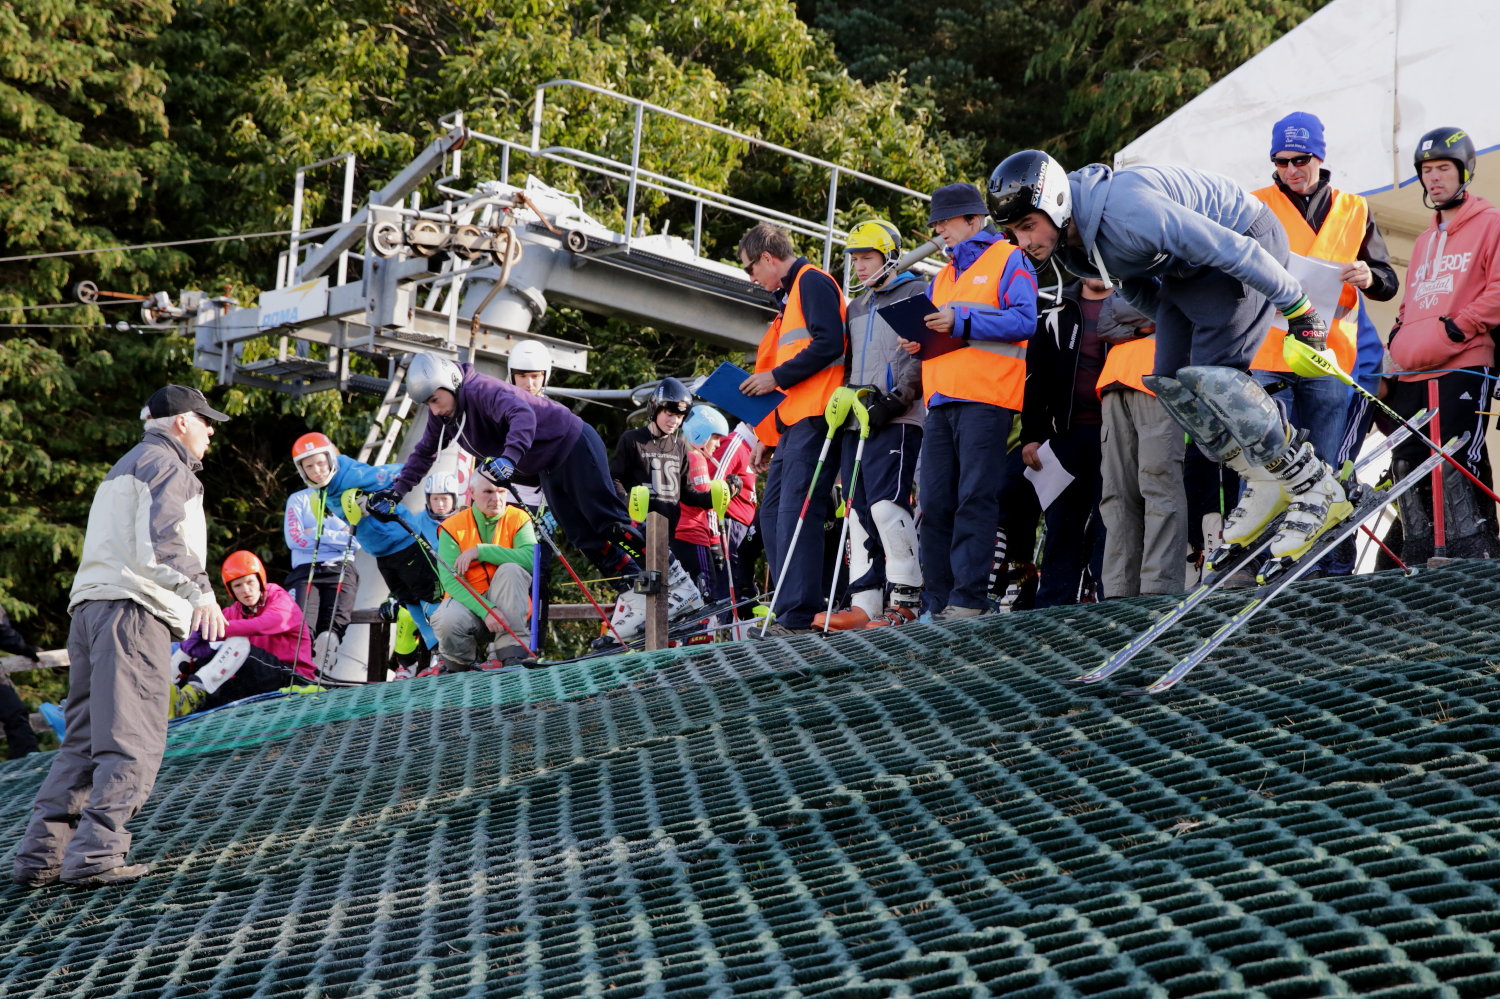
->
[876, 294, 967, 360]
[695, 362, 785, 426]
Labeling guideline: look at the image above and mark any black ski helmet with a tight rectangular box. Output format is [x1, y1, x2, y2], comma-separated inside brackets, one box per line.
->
[1414, 126, 1477, 210]
[988, 150, 1072, 232]
[650, 376, 692, 416]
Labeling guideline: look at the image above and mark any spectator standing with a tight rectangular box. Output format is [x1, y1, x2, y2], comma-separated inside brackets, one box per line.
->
[1020, 272, 1109, 607]
[1385, 126, 1500, 561]
[0, 604, 40, 758]
[738, 223, 849, 632]
[12, 385, 228, 888]
[906, 183, 1037, 620]
[1092, 293, 1190, 597]
[1249, 111, 1399, 471]
[819, 220, 927, 629]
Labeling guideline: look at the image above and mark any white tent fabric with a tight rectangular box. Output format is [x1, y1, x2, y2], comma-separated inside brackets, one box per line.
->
[1114, 0, 1498, 199]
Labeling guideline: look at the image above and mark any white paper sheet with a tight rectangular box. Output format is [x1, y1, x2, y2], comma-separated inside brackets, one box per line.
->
[1023, 440, 1075, 512]
[1286, 253, 1346, 321]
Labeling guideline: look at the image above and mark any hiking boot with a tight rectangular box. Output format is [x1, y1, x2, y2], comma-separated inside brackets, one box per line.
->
[12, 868, 60, 889]
[62, 864, 151, 887]
[934, 605, 986, 622]
[1268, 444, 1352, 559]
[813, 607, 870, 631]
[1222, 450, 1289, 547]
[865, 606, 917, 628]
[168, 683, 205, 719]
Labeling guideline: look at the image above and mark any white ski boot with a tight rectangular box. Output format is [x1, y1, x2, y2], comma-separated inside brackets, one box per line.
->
[665, 558, 705, 617]
[609, 588, 648, 641]
[1221, 449, 1289, 547]
[1267, 442, 1353, 559]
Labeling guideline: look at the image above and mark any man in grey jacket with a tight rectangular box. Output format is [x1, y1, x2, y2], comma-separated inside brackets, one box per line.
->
[12, 385, 228, 888]
[989, 151, 1348, 568]
[816, 220, 927, 629]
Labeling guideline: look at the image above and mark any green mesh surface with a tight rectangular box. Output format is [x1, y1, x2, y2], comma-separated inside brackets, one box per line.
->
[6, 561, 1500, 998]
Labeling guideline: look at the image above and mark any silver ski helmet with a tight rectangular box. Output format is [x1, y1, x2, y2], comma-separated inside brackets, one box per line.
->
[987, 150, 1072, 232]
[423, 471, 462, 517]
[407, 353, 463, 404]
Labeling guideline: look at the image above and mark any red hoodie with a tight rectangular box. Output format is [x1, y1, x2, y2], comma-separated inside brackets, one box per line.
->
[224, 582, 316, 679]
[1388, 194, 1500, 381]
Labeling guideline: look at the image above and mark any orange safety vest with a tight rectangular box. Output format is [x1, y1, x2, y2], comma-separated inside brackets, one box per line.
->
[753, 262, 848, 446]
[1251, 185, 1367, 374]
[1096, 336, 1158, 397]
[924, 241, 1029, 409]
[438, 505, 531, 596]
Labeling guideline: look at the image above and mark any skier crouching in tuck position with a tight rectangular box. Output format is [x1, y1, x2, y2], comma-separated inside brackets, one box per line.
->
[375, 353, 703, 641]
[987, 150, 1350, 562]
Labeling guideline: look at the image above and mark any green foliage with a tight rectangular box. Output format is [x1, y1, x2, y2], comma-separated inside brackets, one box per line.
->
[801, 0, 1330, 167]
[1027, 0, 1331, 163]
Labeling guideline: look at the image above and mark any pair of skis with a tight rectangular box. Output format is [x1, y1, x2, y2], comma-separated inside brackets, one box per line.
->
[1067, 415, 1456, 694]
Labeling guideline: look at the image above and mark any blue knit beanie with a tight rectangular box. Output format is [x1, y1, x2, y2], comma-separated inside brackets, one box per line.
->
[1271, 112, 1326, 161]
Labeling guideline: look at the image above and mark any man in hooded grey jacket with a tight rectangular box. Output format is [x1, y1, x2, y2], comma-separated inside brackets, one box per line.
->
[988, 152, 1349, 569]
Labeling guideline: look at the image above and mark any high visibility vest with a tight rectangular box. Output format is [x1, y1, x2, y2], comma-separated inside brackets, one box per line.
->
[753, 262, 848, 446]
[438, 505, 531, 595]
[1096, 335, 1159, 396]
[1251, 185, 1367, 374]
[925, 241, 1029, 408]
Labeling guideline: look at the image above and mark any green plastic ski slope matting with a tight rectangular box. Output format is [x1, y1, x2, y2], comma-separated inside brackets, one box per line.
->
[6, 561, 1500, 999]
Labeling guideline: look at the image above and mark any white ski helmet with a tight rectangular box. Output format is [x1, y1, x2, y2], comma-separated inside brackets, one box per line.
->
[423, 471, 462, 516]
[682, 405, 729, 447]
[407, 353, 463, 404]
[508, 339, 553, 382]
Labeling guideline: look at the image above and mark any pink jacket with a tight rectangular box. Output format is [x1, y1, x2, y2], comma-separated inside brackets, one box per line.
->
[224, 582, 316, 679]
[1389, 194, 1500, 380]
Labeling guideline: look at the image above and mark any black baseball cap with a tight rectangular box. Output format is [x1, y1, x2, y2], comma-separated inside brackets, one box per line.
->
[147, 385, 229, 422]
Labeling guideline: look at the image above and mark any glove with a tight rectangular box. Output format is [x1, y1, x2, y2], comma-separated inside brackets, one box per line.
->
[537, 508, 558, 536]
[478, 455, 515, 484]
[1441, 315, 1467, 343]
[1282, 298, 1328, 352]
[378, 597, 402, 623]
[364, 489, 401, 522]
[724, 473, 743, 496]
[864, 389, 908, 431]
[180, 629, 213, 661]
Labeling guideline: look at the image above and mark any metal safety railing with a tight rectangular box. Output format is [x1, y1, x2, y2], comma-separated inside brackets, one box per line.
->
[285, 79, 931, 280]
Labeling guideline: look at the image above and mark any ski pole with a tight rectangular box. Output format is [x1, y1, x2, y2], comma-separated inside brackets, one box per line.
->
[1285, 338, 1500, 503]
[823, 395, 871, 632]
[762, 386, 857, 635]
[357, 494, 536, 660]
[506, 488, 632, 649]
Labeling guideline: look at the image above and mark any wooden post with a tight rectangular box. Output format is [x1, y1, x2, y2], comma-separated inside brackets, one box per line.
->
[645, 510, 670, 650]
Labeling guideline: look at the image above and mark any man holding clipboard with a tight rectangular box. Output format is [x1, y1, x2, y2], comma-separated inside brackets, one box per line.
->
[738, 222, 848, 633]
[894, 183, 1039, 621]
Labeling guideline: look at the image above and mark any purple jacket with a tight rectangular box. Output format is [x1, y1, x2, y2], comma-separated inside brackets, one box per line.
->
[392, 363, 584, 496]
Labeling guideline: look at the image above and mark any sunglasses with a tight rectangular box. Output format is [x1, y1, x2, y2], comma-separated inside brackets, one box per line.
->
[742, 254, 761, 278]
[1272, 154, 1314, 168]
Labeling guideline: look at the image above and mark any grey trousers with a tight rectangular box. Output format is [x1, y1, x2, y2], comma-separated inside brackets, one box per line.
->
[1100, 390, 1189, 598]
[12, 599, 171, 879]
[432, 562, 532, 666]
